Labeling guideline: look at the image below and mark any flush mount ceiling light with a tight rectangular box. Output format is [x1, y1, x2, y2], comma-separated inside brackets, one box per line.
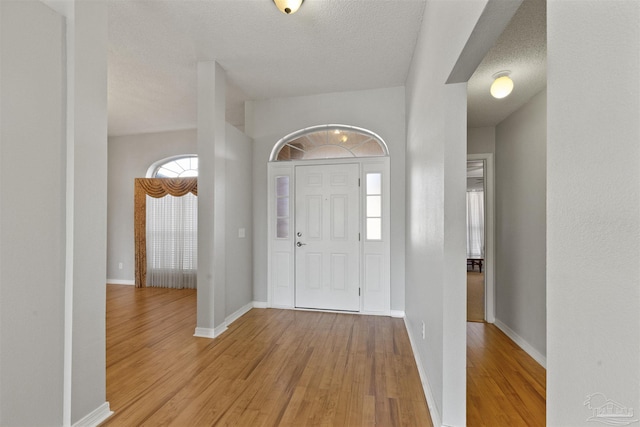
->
[273, 0, 304, 14]
[490, 71, 514, 99]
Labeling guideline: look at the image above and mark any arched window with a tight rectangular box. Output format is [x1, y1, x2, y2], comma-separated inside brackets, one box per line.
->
[137, 154, 198, 289]
[147, 155, 198, 178]
[270, 125, 389, 162]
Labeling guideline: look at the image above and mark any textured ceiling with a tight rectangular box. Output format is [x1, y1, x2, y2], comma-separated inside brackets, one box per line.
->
[467, 0, 547, 128]
[107, 0, 426, 136]
[107, 0, 546, 136]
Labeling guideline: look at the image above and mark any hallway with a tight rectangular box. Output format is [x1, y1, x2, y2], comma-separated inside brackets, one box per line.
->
[467, 322, 546, 426]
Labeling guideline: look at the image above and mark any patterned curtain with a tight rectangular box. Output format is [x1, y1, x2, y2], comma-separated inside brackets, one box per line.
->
[134, 178, 197, 288]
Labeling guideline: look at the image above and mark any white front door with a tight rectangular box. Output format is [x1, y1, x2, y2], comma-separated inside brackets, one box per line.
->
[295, 163, 360, 311]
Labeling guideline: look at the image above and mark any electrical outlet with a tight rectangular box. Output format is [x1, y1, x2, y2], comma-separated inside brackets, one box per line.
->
[118, 262, 123, 270]
[421, 321, 425, 339]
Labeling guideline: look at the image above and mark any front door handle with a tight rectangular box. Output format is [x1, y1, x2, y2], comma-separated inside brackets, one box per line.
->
[296, 242, 307, 247]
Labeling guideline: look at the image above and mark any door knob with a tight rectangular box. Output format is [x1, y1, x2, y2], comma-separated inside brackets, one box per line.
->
[296, 242, 307, 247]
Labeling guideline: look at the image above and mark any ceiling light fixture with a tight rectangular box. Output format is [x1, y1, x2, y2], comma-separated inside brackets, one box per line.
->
[490, 71, 514, 99]
[273, 0, 304, 15]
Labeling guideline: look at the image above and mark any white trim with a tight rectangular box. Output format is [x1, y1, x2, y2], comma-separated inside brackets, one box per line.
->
[494, 319, 547, 368]
[72, 402, 113, 427]
[213, 323, 228, 337]
[145, 154, 198, 178]
[403, 317, 442, 427]
[225, 302, 253, 325]
[253, 301, 268, 309]
[258, 305, 393, 317]
[467, 153, 495, 323]
[106, 279, 135, 286]
[269, 124, 389, 162]
[62, 4, 76, 424]
[194, 324, 229, 339]
[292, 307, 391, 316]
[267, 157, 391, 315]
[194, 302, 256, 339]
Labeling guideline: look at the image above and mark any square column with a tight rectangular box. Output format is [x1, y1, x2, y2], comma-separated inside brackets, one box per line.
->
[196, 61, 227, 336]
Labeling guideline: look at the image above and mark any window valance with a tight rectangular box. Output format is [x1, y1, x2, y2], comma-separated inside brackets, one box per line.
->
[135, 177, 198, 198]
[134, 178, 198, 287]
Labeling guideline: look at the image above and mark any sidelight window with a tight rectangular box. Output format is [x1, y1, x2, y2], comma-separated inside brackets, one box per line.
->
[275, 176, 290, 239]
[365, 172, 382, 240]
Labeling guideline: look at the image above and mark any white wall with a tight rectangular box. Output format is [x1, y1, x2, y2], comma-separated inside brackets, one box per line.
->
[405, 1, 488, 425]
[467, 126, 495, 154]
[196, 62, 227, 331]
[224, 125, 254, 316]
[495, 89, 547, 361]
[1, 2, 65, 424]
[1, 1, 109, 424]
[547, 1, 640, 424]
[68, 2, 109, 421]
[107, 129, 198, 282]
[246, 87, 406, 311]
[107, 125, 253, 319]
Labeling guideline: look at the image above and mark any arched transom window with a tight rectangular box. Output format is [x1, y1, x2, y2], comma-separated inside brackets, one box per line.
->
[148, 155, 198, 178]
[270, 125, 389, 161]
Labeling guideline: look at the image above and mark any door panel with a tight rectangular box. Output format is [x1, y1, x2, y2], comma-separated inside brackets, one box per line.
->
[331, 195, 347, 239]
[295, 164, 360, 311]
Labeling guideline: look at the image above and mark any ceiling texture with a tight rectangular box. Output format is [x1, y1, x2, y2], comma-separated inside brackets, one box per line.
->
[107, 0, 546, 137]
[467, 0, 546, 127]
[107, 0, 426, 136]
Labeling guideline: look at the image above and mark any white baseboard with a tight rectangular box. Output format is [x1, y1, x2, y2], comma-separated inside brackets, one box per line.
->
[213, 323, 228, 337]
[226, 302, 253, 325]
[72, 402, 113, 427]
[106, 279, 134, 285]
[403, 317, 442, 427]
[194, 327, 217, 338]
[194, 302, 258, 339]
[257, 303, 397, 318]
[494, 319, 547, 368]
[195, 324, 229, 339]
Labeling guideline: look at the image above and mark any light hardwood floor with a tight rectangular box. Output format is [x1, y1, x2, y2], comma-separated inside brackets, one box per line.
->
[104, 285, 546, 426]
[467, 322, 546, 426]
[467, 272, 485, 322]
[103, 285, 432, 426]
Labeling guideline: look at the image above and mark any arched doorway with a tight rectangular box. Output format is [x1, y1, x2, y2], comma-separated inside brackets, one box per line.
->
[267, 125, 391, 314]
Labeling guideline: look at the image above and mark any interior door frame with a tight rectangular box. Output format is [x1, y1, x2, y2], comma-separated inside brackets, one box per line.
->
[467, 153, 495, 323]
[267, 157, 390, 315]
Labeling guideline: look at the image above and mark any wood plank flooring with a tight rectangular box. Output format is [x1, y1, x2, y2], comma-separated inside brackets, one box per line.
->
[467, 272, 485, 322]
[467, 322, 546, 426]
[103, 285, 432, 426]
[104, 285, 546, 426]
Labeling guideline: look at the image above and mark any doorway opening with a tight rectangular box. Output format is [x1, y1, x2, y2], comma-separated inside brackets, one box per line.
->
[467, 160, 485, 322]
[466, 154, 495, 323]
